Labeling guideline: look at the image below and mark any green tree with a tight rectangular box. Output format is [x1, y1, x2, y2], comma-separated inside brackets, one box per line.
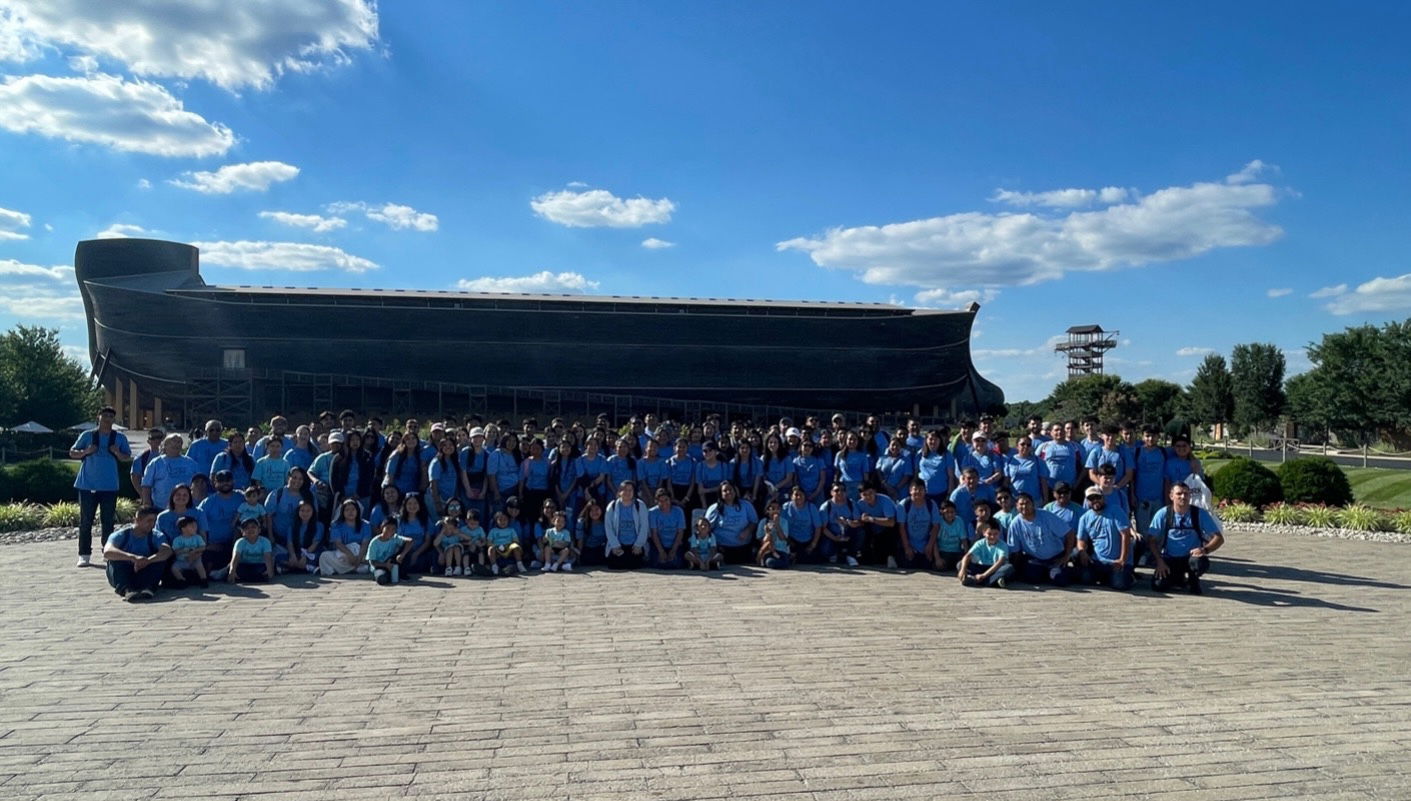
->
[1230, 343, 1287, 436]
[1185, 353, 1233, 431]
[1290, 320, 1411, 444]
[1043, 374, 1126, 422]
[0, 326, 100, 427]
[1132, 379, 1185, 426]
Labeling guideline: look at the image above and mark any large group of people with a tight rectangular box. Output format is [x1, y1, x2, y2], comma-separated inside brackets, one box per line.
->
[70, 406, 1223, 602]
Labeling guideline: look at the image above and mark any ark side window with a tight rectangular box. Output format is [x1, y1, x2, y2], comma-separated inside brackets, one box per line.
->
[222, 349, 246, 369]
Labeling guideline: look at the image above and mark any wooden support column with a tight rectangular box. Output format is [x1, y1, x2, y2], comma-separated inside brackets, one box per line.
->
[128, 378, 141, 430]
[153, 396, 163, 429]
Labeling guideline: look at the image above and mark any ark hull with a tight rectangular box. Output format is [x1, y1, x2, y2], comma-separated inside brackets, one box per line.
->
[75, 239, 1004, 424]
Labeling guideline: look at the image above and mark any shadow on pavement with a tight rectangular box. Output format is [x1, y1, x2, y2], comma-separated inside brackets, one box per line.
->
[1216, 556, 1409, 590]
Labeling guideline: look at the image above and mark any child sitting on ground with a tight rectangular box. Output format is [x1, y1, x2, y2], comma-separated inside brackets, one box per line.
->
[434, 499, 470, 576]
[930, 500, 970, 572]
[685, 516, 723, 570]
[487, 510, 526, 575]
[366, 518, 411, 586]
[755, 500, 792, 569]
[958, 519, 1013, 589]
[229, 517, 274, 583]
[463, 510, 488, 575]
[169, 515, 208, 588]
[541, 509, 576, 572]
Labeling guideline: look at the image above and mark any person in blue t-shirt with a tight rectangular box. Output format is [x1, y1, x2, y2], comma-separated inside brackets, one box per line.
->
[915, 430, 956, 506]
[1162, 435, 1204, 498]
[648, 488, 688, 568]
[1035, 424, 1079, 497]
[874, 437, 914, 500]
[1131, 425, 1170, 539]
[1146, 483, 1224, 594]
[896, 479, 939, 570]
[102, 506, 170, 601]
[1004, 436, 1048, 503]
[229, 518, 275, 583]
[958, 520, 1013, 588]
[185, 419, 226, 480]
[1076, 486, 1133, 591]
[818, 482, 862, 566]
[855, 480, 899, 567]
[141, 434, 200, 510]
[1085, 424, 1130, 490]
[69, 406, 132, 567]
[1005, 493, 1077, 585]
[791, 438, 827, 505]
[197, 469, 243, 578]
[949, 467, 996, 528]
[705, 481, 759, 564]
[780, 485, 823, 562]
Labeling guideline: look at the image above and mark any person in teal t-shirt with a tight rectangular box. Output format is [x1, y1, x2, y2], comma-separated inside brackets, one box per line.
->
[685, 516, 722, 570]
[366, 518, 411, 585]
[754, 500, 792, 569]
[169, 516, 208, 588]
[487, 510, 526, 575]
[229, 518, 274, 583]
[958, 520, 1013, 588]
[540, 510, 577, 572]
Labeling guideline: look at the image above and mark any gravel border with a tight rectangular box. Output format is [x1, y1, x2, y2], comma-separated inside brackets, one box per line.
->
[5, 522, 1410, 547]
[1222, 521, 1411, 544]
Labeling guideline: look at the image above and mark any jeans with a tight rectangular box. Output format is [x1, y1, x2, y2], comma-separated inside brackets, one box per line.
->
[234, 563, 268, 582]
[650, 542, 684, 569]
[606, 548, 645, 570]
[820, 528, 863, 561]
[107, 560, 164, 594]
[861, 524, 898, 566]
[1084, 560, 1134, 591]
[77, 489, 118, 556]
[1015, 554, 1075, 586]
[762, 552, 792, 570]
[1152, 554, 1210, 591]
[964, 561, 1013, 587]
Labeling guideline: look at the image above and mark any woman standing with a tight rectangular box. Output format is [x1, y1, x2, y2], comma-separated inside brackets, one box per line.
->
[693, 441, 729, 513]
[834, 431, 873, 501]
[210, 432, 255, 492]
[428, 436, 468, 515]
[331, 430, 375, 510]
[916, 430, 957, 508]
[761, 432, 795, 503]
[384, 432, 427, 497]
[519, 438, 552, 517]
[666, 438, 696, 510]
[731, 439, 764, 512]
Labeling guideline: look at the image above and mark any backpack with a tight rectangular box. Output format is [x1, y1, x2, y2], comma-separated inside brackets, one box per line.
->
[1159, 505, 1206, 554]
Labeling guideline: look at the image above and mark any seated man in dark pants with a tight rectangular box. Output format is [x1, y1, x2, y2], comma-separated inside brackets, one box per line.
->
[1004, 492, 1077, 585]
[1076, 486, 1134, 591]
[1146, 484, 1224, 594]
[102, 506, 171, 602]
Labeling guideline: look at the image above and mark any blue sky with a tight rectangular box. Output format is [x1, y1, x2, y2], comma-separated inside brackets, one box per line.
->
[1, 1, 1409, 401]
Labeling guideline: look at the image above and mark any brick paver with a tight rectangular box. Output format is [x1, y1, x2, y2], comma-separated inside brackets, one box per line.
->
[1, 527, 1408, 800]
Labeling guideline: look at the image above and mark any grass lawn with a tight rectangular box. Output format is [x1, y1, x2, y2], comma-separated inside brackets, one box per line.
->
[1204, 458, 1411, 510]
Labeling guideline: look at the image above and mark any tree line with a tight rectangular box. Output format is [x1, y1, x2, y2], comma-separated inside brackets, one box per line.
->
[1008, 318, 1411, 446]
[0, 326, 101, 428]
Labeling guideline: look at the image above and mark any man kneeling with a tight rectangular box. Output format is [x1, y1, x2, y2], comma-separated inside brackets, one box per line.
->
[1146, 484, 1224, 595]
[1076, 486, 1133, 590]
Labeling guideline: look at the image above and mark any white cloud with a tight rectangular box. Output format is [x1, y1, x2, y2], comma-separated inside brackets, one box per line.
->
[170, 161, 299, 194]
[1176, 346, 1214, 357]
[641, 237, 675, 250]
[61, 343, 89, 363]
[0, 205, 32, 240]
[1324, 273, 1411, 315]
[778, 167, 1283, 298]
[136, 178, 151, 190]
[1310, 284, 1346, 299]
[0, 73, 234, 157]
[1266, 287, 1292, 298]
[0, 0, 380, 92]
[95, 222, 152, 239]
[258, 210, 345, 233]
[530, 187, 675, 228]
[0, 261, 82, 320]
[193, 240, 377, 273]
[973, 335, 1066, 360]
[0, 258, 71, 281]
[326, 201, 438, 232]
[1226, 159, 1274, 185]
[912, 287, 998, 308]
[990, 186, 1130, 208]
[66, 53, 97, 73]
[455, 271, 600, 294]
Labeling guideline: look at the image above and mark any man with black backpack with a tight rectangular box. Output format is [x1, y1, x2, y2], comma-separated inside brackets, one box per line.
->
[1145, 483, 1225, 594]
[69, 406, 132, 567]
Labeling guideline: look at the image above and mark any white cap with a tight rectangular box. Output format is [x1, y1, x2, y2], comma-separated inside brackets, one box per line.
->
[469, 427, 486, 438]
[328, 431, 346, 444]
[785, 427, 802, 439]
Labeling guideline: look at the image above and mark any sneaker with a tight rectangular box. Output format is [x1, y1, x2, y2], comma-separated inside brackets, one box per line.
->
[828, 554, 838, 564]
[996, 577, 1009, 589]
[210, 567, 229, 581]
[516, 561, 527, 573]
[561, 562, 573, 572]
[886, 556, 898, 569]
[1188, 575, 1204, 595]
[76, 555, 91, 567]
[138, 589, 156, 600]
[122, 589, 140, 602]
[545, 563, 558, 572]
[445, 567, 455, 577]
[492, 563, 500, 576]
[844, 556, 859, 567]
[355, 564, 371, 574]
[530, 560, 543, 570]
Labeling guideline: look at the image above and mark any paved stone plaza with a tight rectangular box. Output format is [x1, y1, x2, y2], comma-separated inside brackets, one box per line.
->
[1, 527, 1408, 800]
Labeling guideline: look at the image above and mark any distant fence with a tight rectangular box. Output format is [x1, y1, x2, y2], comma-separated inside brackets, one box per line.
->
[0, 447, 59, 465]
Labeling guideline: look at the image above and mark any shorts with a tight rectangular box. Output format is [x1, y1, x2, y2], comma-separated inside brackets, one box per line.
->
[173, 557, 200, 571]
[439, 542, 464, 554]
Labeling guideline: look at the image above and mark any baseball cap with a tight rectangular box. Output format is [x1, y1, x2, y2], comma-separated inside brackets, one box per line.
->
[1084, 486, 1103, 499]
[328, 431, 346, 444]
[469, 427, 486, 438]
[785, 427, 802, 439]
[1052, 481, 1072, 494]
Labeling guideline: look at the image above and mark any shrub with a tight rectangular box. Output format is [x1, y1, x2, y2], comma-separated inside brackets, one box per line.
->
[1277, 458, 1354, 507]
[43, 501, 81, 528]
[2, 459, 77, 505]
[1391, 510, 1411, 535]
[1302, 504, 1339, 529]
[0, 502, 45, 532]
[1338, 504, 1389, 532]
[1262, 502, 1306, 526]
[1218, 500, 1261, 523]
[1211, 458, 1284, 507]
[115, 497, 136, 524]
